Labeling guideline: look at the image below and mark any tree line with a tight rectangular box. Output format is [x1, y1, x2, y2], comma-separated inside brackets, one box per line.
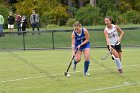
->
[0, 0, 140, 27]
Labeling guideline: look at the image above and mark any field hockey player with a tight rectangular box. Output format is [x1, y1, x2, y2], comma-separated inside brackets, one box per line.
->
[71, 22, 90, 76]
[104, 16, 124, 73]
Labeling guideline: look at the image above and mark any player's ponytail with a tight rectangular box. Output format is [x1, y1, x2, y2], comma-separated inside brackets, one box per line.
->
[111, 20, 116, 25]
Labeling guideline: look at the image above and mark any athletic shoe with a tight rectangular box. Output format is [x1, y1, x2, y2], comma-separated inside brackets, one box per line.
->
[118, 69, 123, 73]
[84, 72, 91, 76]
[72, 62, 76, 71]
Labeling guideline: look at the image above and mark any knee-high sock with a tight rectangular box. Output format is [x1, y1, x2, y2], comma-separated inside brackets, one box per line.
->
[84, 61, 90, 73]
[114, 58, 122, 69]
[74, 60, 77, 65]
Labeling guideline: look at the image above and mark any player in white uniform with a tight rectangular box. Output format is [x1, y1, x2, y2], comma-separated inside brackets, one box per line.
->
[104, 16, 124, 73]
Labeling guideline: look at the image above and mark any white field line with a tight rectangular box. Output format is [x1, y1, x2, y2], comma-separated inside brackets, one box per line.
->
[0, 65, 137, 83]
[1, 76, 45, 83]
[75, 82, 133, 93]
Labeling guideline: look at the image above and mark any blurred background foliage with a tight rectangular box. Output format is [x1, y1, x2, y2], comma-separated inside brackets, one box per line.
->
[0, 0, 140, 28]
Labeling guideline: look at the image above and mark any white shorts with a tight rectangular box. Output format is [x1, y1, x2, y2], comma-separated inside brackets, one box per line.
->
[8, 24, 14, 29]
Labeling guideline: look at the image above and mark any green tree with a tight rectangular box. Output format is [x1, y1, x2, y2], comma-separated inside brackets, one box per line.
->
[45, 4, 69, 25]
[75, 4, 101, 26]
[15, 0, 49, 15]
[125, 10, 140, 24]
[118, 0, 132, 13]
[0, 4, 9, 28]
[118, 0, 140, 13]
[96, 0, 118, 17]
[106, 10, 125, 24]
[15, 0, 68, 26]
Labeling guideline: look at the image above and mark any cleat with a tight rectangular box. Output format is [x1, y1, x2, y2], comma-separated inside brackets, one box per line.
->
[84, 72, 91, 76]
[118, 69, 123, 73]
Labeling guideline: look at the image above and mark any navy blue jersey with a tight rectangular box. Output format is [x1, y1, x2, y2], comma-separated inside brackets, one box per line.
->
[74, 28, 90, 50]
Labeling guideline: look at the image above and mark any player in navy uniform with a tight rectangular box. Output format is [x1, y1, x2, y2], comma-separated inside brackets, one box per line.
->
[71, 22, 90, 76]
[104, 16, 124, 73]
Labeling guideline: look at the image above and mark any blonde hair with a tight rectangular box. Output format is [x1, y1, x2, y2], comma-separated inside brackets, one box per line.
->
[73, 21, 82, 27]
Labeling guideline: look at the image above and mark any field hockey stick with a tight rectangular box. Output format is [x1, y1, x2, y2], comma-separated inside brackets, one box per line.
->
[101, 42, 120, 60]
[64, 48, 78, 76]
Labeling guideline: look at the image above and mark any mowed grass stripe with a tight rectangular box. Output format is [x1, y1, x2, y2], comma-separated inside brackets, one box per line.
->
[0, 48, 139, 93]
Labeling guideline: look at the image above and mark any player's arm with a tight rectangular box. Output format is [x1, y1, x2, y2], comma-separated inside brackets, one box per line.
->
[80, 28, 90, 46]
[115, 25, 124, 42]
[71, 32, 75, 56]
[104, 29, 111, 49]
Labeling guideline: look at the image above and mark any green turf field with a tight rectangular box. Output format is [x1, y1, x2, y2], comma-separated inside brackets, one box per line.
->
[0, 48, 139, 93]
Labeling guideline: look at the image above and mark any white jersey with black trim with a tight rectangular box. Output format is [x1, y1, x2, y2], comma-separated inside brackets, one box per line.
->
[105, 24, 119, 45]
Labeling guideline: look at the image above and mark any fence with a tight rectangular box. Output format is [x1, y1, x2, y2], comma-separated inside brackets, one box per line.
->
[0, 27, 140, 50]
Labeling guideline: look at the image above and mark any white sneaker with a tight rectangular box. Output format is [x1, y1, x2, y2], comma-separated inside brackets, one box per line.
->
[84, 72, 91, 76]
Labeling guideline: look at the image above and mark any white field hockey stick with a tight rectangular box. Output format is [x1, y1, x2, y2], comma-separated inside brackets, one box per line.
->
[101, 42, 120, 60]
